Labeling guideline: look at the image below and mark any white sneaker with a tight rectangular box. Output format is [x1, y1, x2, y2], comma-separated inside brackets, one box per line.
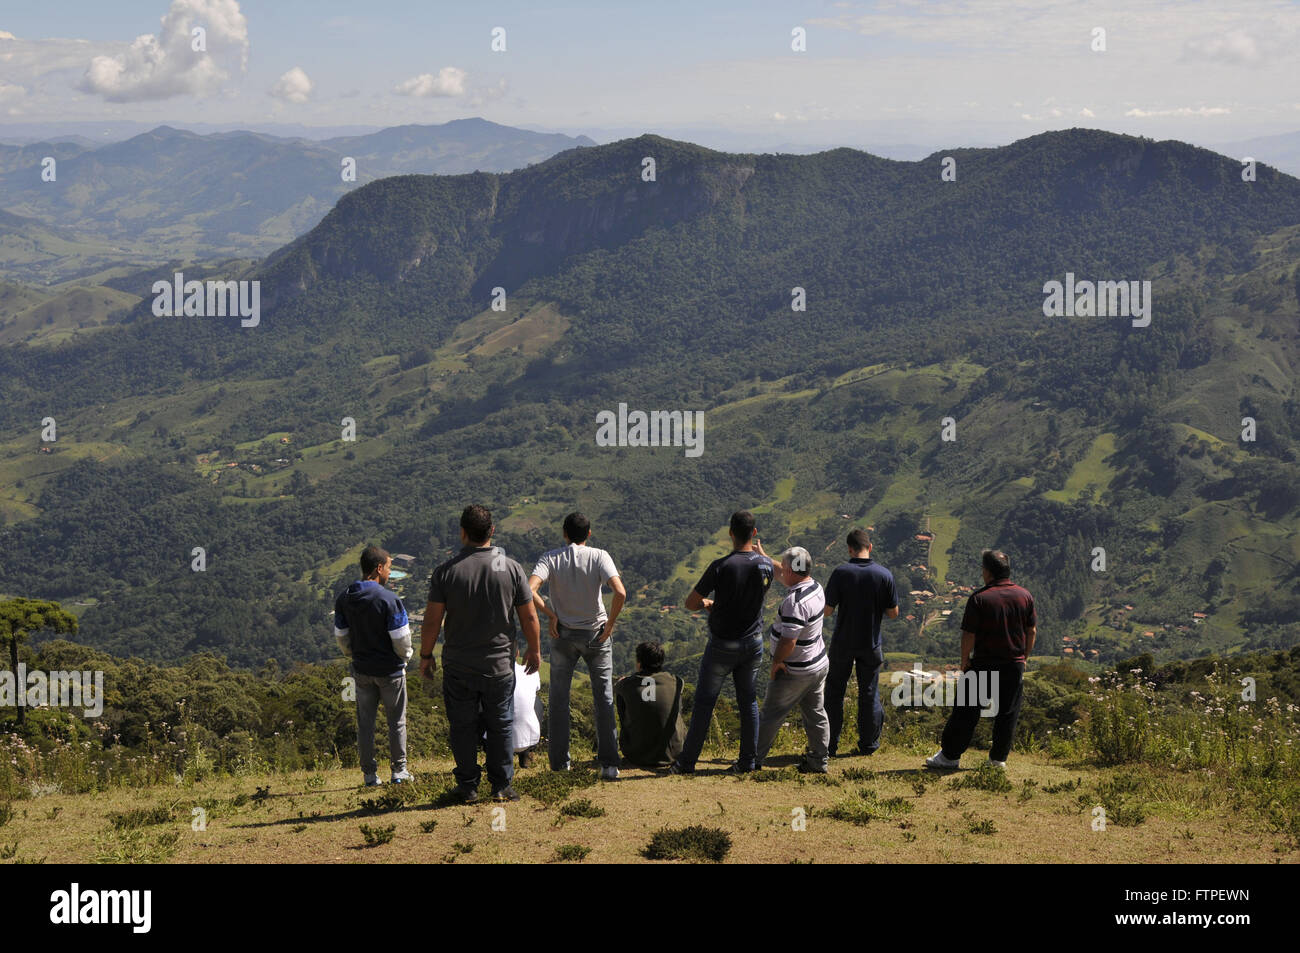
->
[987, 759, 1007, 769]
[925, 751, 960, 770]
[391, 769, 413, 783]
[363, 773, 381, 786]
[600, 765, 620, 781]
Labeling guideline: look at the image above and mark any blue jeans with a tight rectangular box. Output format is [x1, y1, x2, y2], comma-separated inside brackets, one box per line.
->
[825, 641, 884, 755]
[677, 633, 762, 770]
[549, 625, 619, 769]
[443, 664, 514, 791]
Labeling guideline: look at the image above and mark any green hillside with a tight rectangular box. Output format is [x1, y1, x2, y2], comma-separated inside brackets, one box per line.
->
[0, 128, 1297, 670]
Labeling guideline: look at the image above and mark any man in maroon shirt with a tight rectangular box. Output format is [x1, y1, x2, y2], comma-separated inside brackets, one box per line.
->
[926, 550, 1036, 770]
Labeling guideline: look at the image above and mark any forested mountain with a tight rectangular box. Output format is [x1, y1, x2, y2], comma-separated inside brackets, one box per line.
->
[0, 118, 595, 278]
[0, 127, 1297, 671]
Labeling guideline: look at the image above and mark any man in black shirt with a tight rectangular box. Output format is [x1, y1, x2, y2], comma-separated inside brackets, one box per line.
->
[671, 511, 774, 774]
[823, 528, 900, 756]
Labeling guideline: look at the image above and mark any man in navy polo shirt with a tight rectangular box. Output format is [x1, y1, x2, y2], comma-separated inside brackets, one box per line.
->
[333, 544, 413, 787]
[671, 510, 774, 774]
[927, 549, 1036, 770]
[823, 528, 900, 757]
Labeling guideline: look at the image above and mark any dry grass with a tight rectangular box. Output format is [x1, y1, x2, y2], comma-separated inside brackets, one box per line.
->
[0, 747, 1294, 864]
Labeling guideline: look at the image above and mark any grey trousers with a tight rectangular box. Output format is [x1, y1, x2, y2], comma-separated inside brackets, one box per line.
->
[354, 668, 407, 776]
[756, 666, 831, 769]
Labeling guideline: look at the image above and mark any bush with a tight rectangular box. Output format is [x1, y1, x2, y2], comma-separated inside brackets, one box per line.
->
[552, 843, 591, 862]
[643, 825, 732, 862]
[359, 823, 396, 846]
[558, 797, 605, 818]
[950, 762, 1012, 793]
[514, 768, 598, 806]
[823, 787, 914, 825]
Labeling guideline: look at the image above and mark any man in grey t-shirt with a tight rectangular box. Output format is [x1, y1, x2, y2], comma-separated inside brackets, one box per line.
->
[530, 512, 626, 779]
[422, 504, 541, 803]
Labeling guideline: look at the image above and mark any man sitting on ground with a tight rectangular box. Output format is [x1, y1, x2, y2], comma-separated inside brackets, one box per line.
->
[615, 641, 687, 768]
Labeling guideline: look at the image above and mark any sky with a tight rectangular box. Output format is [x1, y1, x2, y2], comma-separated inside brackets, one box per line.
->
[1, 0, 1298, 149]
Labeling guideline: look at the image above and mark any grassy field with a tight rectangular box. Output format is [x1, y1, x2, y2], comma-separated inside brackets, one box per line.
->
[2, 745, 1288, 864]
[1043, 433, 1118, 504]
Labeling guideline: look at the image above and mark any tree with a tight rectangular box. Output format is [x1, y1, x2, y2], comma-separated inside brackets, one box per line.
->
[0, 597, 78, 724]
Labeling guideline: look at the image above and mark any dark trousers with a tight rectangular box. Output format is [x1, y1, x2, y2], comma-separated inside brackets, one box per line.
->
[825, 642, 884, 755]
[443, 665, 515, 791]
[940, 661, 1025, 762]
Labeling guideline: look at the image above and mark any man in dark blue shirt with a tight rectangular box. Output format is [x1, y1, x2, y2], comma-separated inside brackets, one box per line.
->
[822, 528, 900, 757]
[672, 511, 774, 774]
[333, 544, 413, 786]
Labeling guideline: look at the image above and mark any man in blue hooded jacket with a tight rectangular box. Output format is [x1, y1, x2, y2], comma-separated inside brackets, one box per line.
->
[334, 544, 413, 786]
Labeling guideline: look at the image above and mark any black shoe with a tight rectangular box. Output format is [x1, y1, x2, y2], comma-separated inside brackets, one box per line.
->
[668, 761, 694, 775]
[728, 762, 756, 775]
[517, 750, 534, 769]
[798, 759, 829, 774]
[456, 785, 480, 805]
[492, 786, 520, 802]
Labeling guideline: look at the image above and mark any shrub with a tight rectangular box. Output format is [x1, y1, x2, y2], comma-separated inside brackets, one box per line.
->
[824, 787, 914, 825]
[643, 825, 732, 862]
[359, 823, 396, 846]
[514, 768, 598, 806]
[559, 798, 606, 818]
[553, 843, 591, 862]
[950, 762, 1012, 793]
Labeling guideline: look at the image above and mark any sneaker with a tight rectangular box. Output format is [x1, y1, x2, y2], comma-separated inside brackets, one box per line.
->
[600, 765, 620, 781]
[798, 759, 829, 774]
[391, 769, 413, 784]
[517, 750, 535, 769]
[925, 751, 961, 770]
[492, 786, 520, 802]
[988, 759, 1007, 769]
[456, 784, 480, 805]
[363, 773, 382, 787]
[668, 761, 694, 775]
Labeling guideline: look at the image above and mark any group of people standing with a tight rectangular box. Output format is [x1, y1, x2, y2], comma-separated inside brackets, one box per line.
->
[332, 505, 1038, 802]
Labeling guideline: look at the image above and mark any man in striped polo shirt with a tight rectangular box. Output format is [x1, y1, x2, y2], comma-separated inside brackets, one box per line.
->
[756, 546, 831, 773]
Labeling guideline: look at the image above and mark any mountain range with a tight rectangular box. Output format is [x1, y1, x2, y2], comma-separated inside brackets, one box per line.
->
[0, 126, 1297, 672]
[0, 118, 595, 283]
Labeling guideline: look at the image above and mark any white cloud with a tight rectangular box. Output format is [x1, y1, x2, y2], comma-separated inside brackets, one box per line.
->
[0, 82, 26, 101]
[468, 77, 508, 107]
[270, 66, 312, 103]
[1079, 107, 1095, 117]
[1124, 105, 1232, 118]
[394, 67, 467, 98]
[79, 0, 250, 103]
[1182, 29, 1276, 67]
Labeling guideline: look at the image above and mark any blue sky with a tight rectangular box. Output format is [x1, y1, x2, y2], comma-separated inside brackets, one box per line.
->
[2, 1, 1298, 147]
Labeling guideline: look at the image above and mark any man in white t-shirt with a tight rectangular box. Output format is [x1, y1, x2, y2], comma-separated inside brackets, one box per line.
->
[530, 512, 626, 780]
[756, 547, 831, 773]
